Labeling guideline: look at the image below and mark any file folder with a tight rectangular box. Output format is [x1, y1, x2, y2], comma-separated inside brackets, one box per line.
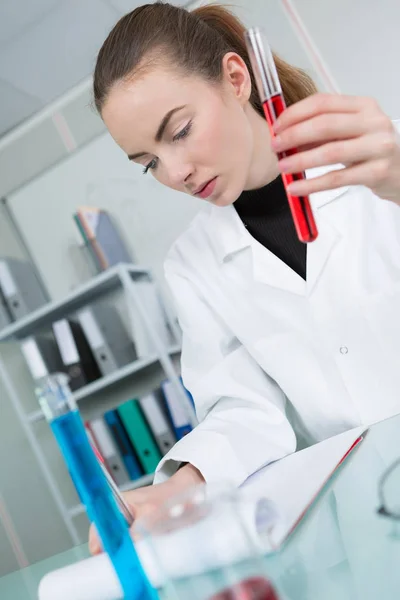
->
[21, 335, 64, 382]
[76, 207, 132, 271]
[87, 417, 130, 487]
[161, 380, 193, 440]
[117, 399, 162, 474]
[52, 319, 101, 391]
[77, 303, 137, 377]
[72, 214, 103, 274]
[139, 390, 176, 456]
[104, 410, 143, 481]
[0, 257, 47, 320]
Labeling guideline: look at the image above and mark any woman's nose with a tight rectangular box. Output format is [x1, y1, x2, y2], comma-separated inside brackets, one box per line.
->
[164, 156, 193, 189]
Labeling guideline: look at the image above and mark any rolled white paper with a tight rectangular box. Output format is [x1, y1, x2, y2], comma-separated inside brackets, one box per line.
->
[38, 494, 281, 600]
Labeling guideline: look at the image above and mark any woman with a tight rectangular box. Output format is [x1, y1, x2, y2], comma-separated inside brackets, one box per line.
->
[89, 1, 400, 553]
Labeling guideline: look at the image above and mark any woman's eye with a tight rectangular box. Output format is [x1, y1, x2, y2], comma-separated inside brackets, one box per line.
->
[173, 121, 192, 142]
[142, 158, 158, 174]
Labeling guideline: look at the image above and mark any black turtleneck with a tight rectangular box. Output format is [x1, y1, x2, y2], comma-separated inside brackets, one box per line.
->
[234, 175, 307, 280]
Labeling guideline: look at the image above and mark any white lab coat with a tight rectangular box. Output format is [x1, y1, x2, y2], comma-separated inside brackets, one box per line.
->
[154, 130, 400, 486]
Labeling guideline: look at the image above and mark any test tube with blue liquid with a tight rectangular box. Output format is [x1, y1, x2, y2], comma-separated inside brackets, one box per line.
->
[36, 373, 157, 600]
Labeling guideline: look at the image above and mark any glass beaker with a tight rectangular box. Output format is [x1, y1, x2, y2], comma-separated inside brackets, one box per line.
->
[134, 483, 280, 600]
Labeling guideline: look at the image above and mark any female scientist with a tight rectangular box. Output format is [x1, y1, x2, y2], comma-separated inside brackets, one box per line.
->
[89, 2, 400, 552]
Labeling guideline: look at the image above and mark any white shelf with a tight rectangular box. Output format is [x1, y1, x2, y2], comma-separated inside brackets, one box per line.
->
[0, 263, 150, 342]
[27, 344, 181, 423]
[68, 473, 154, 518]
[0, 259, 186, 545]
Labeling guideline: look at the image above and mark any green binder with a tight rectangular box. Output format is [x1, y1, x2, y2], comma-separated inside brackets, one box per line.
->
[118, 399, 162, 474]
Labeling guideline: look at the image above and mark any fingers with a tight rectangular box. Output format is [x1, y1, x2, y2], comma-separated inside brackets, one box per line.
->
[285, 160, 389, 196]
[271, 113, 367, 155]
[88, 523, 102, 555]
[273, 93, 367, 133]
[278, 133, 387, 173]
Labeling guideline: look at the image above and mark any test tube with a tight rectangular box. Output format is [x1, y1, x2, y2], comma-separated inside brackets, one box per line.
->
[36, 373, 156, 600]
[245, 27, 318, 243]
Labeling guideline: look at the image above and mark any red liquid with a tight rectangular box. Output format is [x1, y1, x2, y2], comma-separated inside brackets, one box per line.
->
[263, 93, 318, 243]
[209, 577, 280, 600]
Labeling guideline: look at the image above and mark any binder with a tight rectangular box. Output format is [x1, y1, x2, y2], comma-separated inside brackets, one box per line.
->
[117, 399, 162, 475]
[21, 335, 64, 382]
[0, 289, 11, 331]
[0, 257, 47, 320]
[139, 390, 176, 456]
[76, 207, 132, 271]
[87, 417, 130, 487]
[77, 303, 137, 377]
[104, 410, 143, 481]
[180, 375, 195, 409]
[52, 319, 101, 391]
[72, 214, 102, 274]
[161, 380, 193, 440]
[129, 280, 174, 358]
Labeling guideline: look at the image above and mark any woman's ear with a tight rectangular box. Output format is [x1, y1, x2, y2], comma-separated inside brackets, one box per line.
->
[221, 52, 251, 106]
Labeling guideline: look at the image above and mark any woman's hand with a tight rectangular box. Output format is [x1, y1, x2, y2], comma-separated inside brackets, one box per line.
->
[272, 93, 400, 204]
[88, 463, 204, 555]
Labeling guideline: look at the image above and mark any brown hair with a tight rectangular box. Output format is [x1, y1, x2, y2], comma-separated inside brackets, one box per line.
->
[93, 2, 317, 116]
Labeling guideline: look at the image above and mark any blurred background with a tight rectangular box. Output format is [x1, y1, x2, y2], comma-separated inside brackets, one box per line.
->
[0, 0, 398, 577]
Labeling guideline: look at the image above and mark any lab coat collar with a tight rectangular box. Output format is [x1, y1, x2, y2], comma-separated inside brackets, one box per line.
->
[208, 165, 349, 296]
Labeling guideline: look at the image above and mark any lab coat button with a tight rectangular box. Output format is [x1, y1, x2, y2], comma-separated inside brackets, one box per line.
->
[340, 346, 349, 354]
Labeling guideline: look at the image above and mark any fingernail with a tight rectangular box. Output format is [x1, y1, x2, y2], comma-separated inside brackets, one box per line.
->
[272, 121, 280, 134]
[286, 183, 300, 195]
[278, 159, 289, 173]
[271, 136, 282, 150]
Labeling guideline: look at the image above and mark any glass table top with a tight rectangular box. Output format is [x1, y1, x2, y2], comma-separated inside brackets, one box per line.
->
[2, 413, 400, 600]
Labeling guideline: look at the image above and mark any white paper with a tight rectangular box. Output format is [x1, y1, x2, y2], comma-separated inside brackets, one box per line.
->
[38, 553, 123, 600]
[242, 425, 366, 547]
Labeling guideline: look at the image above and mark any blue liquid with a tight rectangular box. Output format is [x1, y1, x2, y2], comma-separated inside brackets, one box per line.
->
[51, 410, 157, 600]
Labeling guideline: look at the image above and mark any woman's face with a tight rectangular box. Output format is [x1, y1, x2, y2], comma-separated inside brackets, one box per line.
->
[102, 54, 257, 207]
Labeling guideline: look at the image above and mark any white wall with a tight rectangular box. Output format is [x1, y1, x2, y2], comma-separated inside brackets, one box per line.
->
[234, 0, 399, 117]
[9, 133, 200, 302]
[292, 0, 400, 117]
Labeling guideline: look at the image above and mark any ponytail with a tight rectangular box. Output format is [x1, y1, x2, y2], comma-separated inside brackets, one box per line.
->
[94, 2, 317, 115]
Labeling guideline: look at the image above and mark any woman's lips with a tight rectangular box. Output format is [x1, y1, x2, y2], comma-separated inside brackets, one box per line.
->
[195, 177, 218, 199]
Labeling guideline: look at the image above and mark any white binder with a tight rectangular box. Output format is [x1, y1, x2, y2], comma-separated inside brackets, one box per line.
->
[0, 258, 47, 320]
[139, 390, 176, 456]
[21, 336, 64, 381]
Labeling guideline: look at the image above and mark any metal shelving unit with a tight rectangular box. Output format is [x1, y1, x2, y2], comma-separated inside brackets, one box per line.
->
[0, 263, 197, 544]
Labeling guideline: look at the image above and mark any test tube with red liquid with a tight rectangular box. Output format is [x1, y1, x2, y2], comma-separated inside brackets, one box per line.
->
[245, 27, 318, 243]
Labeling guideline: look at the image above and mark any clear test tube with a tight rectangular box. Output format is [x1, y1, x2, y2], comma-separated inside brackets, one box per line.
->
[245, 27, 318, 243]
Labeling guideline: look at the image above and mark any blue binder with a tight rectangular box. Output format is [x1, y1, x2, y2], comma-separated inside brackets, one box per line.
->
[104, 410, 143, 481]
